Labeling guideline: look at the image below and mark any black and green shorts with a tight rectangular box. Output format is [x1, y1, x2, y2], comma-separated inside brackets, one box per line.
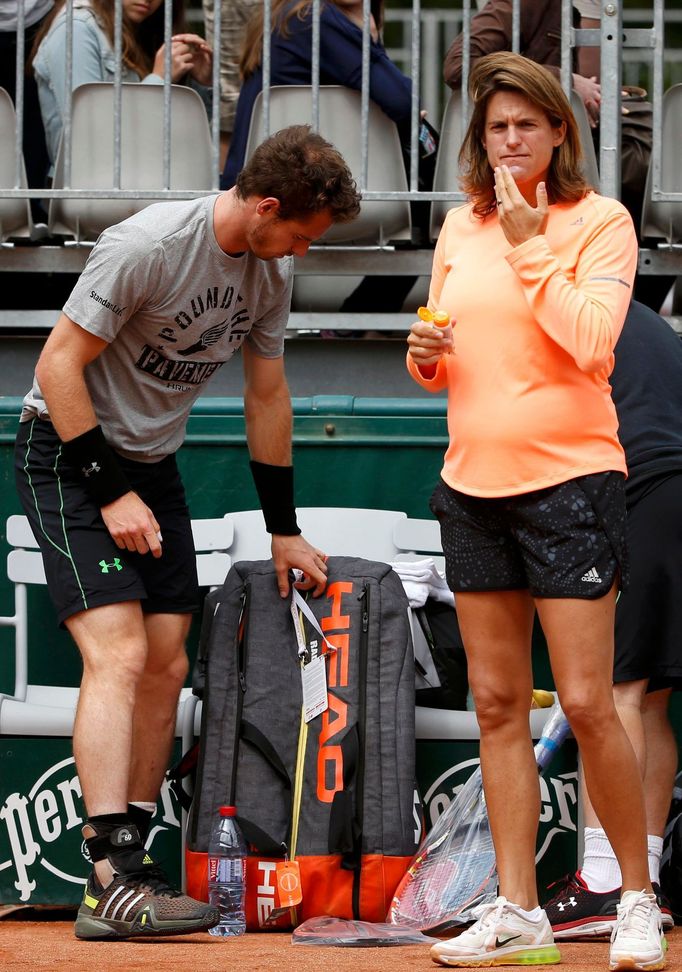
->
[14, 417, 200, 626]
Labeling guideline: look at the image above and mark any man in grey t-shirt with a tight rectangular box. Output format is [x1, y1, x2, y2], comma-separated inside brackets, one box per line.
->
[14, 125, 361, 941]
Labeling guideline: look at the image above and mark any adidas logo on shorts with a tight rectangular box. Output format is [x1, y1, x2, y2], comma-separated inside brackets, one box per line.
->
[581, 567, 602, 583]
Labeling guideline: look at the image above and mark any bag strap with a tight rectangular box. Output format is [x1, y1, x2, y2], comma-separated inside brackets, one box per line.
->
[166, 742, 199, 812]
[241, 719, 292, 787]
[237, 817, 287, 857]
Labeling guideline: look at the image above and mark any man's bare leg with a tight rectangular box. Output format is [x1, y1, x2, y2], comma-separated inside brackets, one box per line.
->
[68, 600, 148, 884]
[128, 612, 191, 805]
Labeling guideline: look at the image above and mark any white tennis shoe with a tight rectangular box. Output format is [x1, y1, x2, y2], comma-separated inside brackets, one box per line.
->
[430, 895, 561, 967]
[609, 890, 667, 971]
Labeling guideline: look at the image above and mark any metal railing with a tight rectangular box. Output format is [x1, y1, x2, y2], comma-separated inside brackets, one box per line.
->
[0, 0, 679, 273]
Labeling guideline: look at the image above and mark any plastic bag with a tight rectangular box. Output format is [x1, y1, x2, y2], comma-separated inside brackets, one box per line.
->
[292, 915, 438, 946]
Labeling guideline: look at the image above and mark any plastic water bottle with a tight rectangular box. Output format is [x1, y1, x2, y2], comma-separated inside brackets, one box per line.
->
[207, 805, 247, 937]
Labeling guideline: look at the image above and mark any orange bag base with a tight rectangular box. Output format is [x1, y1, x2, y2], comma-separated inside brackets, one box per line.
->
[186, 849, 412, 931]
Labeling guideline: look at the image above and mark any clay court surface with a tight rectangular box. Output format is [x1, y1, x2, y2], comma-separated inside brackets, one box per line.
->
[0, 914, 680, 972]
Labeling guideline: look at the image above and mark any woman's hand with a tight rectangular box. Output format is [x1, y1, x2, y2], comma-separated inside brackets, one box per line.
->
[152, 34, 212, 84]
[407, 319, 453, 373]
[494, 165, 549, 247]
[175, 33, 213, 86]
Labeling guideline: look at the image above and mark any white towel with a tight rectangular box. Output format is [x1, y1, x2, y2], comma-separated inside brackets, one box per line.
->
[390, 558, 455, 608]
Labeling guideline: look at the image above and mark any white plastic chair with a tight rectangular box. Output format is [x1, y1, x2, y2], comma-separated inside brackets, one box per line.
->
[570, 90, 600, 192]
[0, 514, 232, 737]
[641, 83, 682, 243]
[0, 87, 33, 242]
[244, 85, 412, 244]
[429, 91, 466, 241]
[225, 506, 410, 562]
[48, 82, 214, 242]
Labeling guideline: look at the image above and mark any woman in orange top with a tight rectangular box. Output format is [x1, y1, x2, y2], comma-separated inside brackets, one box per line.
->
[410, 54, 666, 971]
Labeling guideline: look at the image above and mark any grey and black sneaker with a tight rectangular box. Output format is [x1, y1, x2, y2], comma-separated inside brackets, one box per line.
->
[75, 854, 219, 940]
[75, 824, 218, 940]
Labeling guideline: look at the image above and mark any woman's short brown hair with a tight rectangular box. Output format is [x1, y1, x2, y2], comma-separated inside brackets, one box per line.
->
[458, 52, 590, 219]
[235, 125, 361, 224]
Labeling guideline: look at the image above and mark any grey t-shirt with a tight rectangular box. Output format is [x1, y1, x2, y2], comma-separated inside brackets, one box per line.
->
[22, 195, 293, 461]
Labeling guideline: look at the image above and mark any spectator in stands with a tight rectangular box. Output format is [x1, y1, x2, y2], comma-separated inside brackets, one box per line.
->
[222, 0, 411, 187]
[0, 0, 54, 220]
[14, 125, 360, 942]
[409, 53, 666, 970]
[221, 0, 422, 314]
[443, 0, 601, 126]
[571, 0, 672, 314]
[31, 0, 212, 171]
[443, 0, 669, 313]
[544, 299, 682, 941]
[202, 0, 260, 166]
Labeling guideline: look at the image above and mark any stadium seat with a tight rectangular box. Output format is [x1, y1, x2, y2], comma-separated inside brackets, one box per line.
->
[641, 82, 682, 243]
[570, 89, 600, 192]
[429, 90, 466, 241]
[0, 87, 33, 243]
[48, 82, 213, 242]
[244, 85, 412, 244]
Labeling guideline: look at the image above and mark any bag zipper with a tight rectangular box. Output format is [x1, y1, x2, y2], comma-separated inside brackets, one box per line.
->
[352, 582, 370, 918]
[229, 584, 249, 805]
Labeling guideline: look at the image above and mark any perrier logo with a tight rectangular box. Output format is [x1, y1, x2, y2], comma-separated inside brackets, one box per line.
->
[99, 558, 123, 574]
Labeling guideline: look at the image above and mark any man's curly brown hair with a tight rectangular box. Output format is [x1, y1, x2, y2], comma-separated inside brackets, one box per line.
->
[236, 125, 361, 224]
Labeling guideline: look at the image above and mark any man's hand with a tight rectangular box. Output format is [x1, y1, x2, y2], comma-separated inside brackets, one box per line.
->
[100, 492, 162, 558]
[271, 534, 328, 597]
[495, 165, 549, 247]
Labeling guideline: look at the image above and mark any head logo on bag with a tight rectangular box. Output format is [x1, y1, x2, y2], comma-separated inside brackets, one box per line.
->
[317, 581, 353, 802]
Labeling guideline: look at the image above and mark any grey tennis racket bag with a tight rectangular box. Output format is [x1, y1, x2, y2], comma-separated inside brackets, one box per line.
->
[185, 557, 421, 929]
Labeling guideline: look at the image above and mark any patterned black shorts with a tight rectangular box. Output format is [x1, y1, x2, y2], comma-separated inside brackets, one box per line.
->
[430, 472, 628, 599]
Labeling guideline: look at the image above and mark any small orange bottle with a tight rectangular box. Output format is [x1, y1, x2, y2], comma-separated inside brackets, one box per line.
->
[417, 306, 453, 353]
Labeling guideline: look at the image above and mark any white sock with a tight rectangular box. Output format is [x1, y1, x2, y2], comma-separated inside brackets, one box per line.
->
[648, 835, 663, 886]
[581, 827, 622, 892]
[512, 904, 543, 922]
[129, 801, 156, 814]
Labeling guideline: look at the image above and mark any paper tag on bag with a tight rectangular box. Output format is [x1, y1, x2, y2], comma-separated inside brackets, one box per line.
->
[276, 860, 303, 907]
[301, 654, 328, 723]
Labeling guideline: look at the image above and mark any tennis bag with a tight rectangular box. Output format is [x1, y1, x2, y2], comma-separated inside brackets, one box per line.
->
[185, 557, 421, 929]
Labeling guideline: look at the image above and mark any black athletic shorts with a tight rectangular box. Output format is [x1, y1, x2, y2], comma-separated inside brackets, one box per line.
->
[14, 417, 200, 626]
[430, 471, 628, 599]
[614, 472, 682, 690]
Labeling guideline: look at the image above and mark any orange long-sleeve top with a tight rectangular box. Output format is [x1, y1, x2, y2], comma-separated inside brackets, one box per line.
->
[407, 191, 638, 497]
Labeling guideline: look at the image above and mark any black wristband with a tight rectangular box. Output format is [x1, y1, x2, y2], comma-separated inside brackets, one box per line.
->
[249, 460, 300, 535]
[61, 425, 132, 508]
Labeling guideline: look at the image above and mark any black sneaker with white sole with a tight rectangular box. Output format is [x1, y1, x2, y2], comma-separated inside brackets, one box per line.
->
[544, 872, 620, 939]
[652, 882, 674, 931]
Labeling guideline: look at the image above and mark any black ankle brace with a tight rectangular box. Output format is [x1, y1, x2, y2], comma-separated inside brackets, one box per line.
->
[85, 823, 142, 864]
[126, 804, 154, 843]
